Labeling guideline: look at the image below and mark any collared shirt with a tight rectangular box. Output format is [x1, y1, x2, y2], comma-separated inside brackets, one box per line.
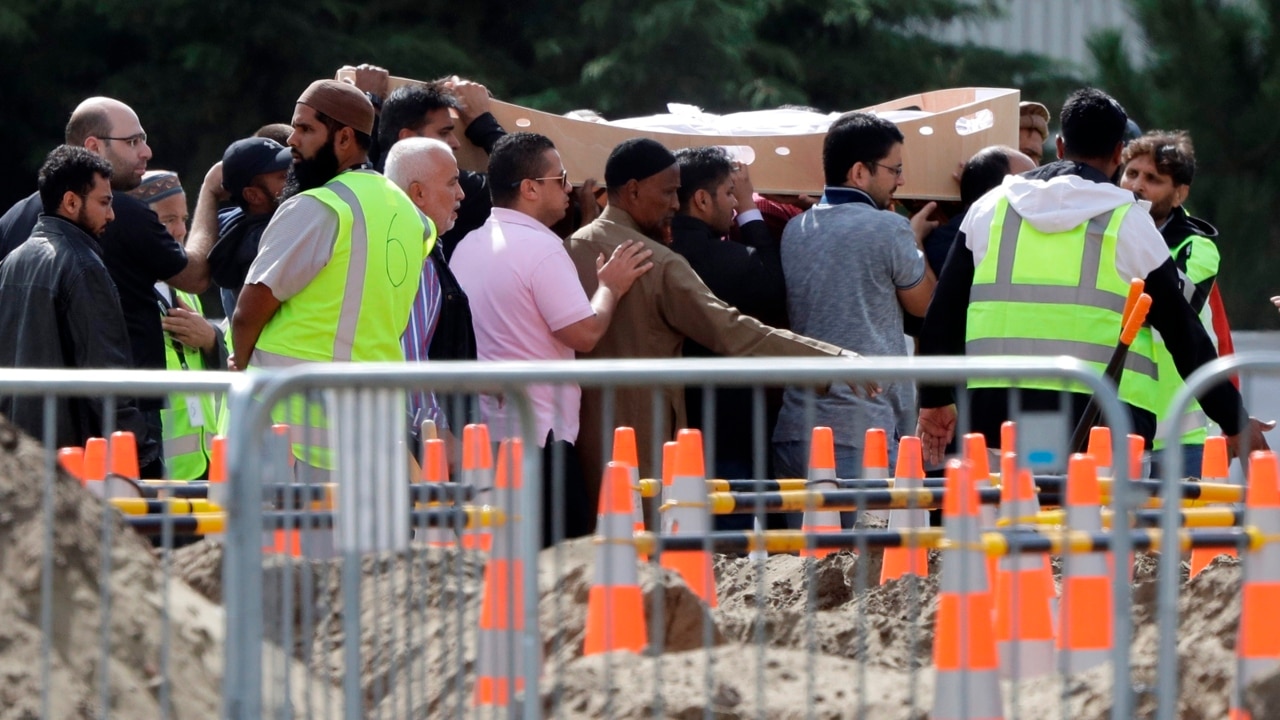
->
[451, 207, 595, 446]
[402, 257, 445, 431]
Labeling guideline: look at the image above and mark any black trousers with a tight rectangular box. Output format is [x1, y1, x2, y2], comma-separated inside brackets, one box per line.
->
[541, 431, 592, 548]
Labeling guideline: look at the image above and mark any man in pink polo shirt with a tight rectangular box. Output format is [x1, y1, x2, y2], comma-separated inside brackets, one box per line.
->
[451, 131, 652, 545]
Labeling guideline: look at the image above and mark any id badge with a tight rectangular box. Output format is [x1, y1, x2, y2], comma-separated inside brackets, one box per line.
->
[186, 396, 205, 428]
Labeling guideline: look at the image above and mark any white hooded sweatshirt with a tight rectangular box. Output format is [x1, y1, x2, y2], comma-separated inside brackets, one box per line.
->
[960, 173, 1172, 283]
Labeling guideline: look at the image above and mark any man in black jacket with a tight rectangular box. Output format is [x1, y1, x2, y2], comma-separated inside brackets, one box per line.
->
[916, 88, 1270, 464]
[0, 146, 148, 454]
[0, 97, 212, 476]
[669, 146, 789, 528]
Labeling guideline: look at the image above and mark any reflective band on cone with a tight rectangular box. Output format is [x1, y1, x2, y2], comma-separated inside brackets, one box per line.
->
[932, 459, 1003, 720]
[801, 427, 841, 559]
[474, 438, 534, 709]
[584, 462, 646, 655]
[461, 423, 494, 552]
[994, 451, 1056, 680]
[964, 433, 999, 597]
[1190, 435, 1235, 577]
[1057, 453, 1112, 674]
[881, 436, 929, 584]
[1230, 451, 1280, 720]
[660, 429, 716, 607]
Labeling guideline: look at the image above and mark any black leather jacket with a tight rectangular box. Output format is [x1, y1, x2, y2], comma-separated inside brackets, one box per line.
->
[0, 215, 150, 452]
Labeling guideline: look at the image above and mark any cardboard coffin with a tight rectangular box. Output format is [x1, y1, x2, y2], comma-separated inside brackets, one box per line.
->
[337, 69, 1019, 200]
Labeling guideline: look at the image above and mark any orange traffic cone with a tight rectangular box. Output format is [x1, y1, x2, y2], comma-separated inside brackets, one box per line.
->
[205, 435, 227, 543]
[584, 462, 647, 655]
[264, 424, 305, 557]
[881, 435, 929, 583]
[418, 438, 454, 547]
[660, 429, 717, 607]
[932, 459, 1003, 720]
[474, 437, 533, 709]
[1230, 451, 1280, 720]
[1190, 436, 1234, 577]
[861, 428, 889, 522]
[58, 446, 86, 482]
[963, 433, 999, 589]
[1057, 453, 1112, 674]
[994, 451, 1056, 680]
[662, 440, 677, 490]
[109, 430, 140, 480]
[613, 427, 647, 541]
[79, 437, 108, 497]
[1000, 421, 1016, 454]
[84, 437, 107, 479]
[1127, 434, 1146, 480]
[1086, 426, 1113, 479]
[864, 428, 889, 480]
[461, 424, 494, 552]
[802, 427, 842, 558]
[271, 423, 296, 468]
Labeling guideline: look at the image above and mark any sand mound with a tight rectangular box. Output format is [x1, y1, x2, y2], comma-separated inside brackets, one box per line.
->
[0, 416, 335, 719]
[165, 526, 1257, 719]
[0, 416, 223, 719]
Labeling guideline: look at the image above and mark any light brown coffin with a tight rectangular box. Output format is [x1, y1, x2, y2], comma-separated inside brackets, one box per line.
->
[337, 69, 1019, 201]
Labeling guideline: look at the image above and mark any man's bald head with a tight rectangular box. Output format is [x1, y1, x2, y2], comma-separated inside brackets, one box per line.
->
[65, 97, 151, 191]
[66, 97, 136, 146]
[960, 145, 1036, 207]
[384, 137, 464, 234]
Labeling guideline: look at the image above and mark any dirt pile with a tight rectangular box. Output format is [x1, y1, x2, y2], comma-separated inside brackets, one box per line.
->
[0, 417, 333, 720]
[169, 530, 1258, 719]
[0, 417, 223, 719]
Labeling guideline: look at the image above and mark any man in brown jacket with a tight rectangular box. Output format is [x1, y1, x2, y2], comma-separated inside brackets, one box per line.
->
[566, 138, 865, 520]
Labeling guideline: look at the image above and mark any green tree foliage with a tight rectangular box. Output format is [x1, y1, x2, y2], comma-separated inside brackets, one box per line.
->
[1093, 0, 1280, 328]
[1, 0, 1075, 215]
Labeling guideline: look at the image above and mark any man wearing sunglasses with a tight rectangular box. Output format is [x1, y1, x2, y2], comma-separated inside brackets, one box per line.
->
[451, 132, 653, 546]
[0, 97, 213, 478]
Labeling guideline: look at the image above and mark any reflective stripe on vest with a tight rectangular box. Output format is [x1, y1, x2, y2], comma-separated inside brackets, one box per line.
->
[252, 171, 431, 469]
[161, 290, 220, 480]
[1152, 233, 1220, 449]
[966, 198, 1160, 414]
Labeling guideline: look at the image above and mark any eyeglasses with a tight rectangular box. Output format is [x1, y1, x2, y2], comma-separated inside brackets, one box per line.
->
[870, 161, 904, 178]
[99, 132, 148, 148]
[529, 169, 570, 189]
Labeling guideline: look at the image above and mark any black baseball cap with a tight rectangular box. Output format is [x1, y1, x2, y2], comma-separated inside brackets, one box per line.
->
[222, 137, 292, 201]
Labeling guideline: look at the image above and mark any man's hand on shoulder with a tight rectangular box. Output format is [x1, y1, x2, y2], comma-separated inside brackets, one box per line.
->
[596, 239, 654, 297]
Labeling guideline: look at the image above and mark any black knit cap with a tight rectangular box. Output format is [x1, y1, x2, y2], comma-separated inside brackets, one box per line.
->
[604, 137, 677, 187]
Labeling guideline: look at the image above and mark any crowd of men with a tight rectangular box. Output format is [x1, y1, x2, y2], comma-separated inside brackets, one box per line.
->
[0, 65, 1272, 547]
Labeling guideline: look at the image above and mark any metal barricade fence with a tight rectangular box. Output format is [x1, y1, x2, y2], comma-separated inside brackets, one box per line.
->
[1156, 351, 1280, 720]
[218, 355, 1143, 720]
[0, 368, 244, 720]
